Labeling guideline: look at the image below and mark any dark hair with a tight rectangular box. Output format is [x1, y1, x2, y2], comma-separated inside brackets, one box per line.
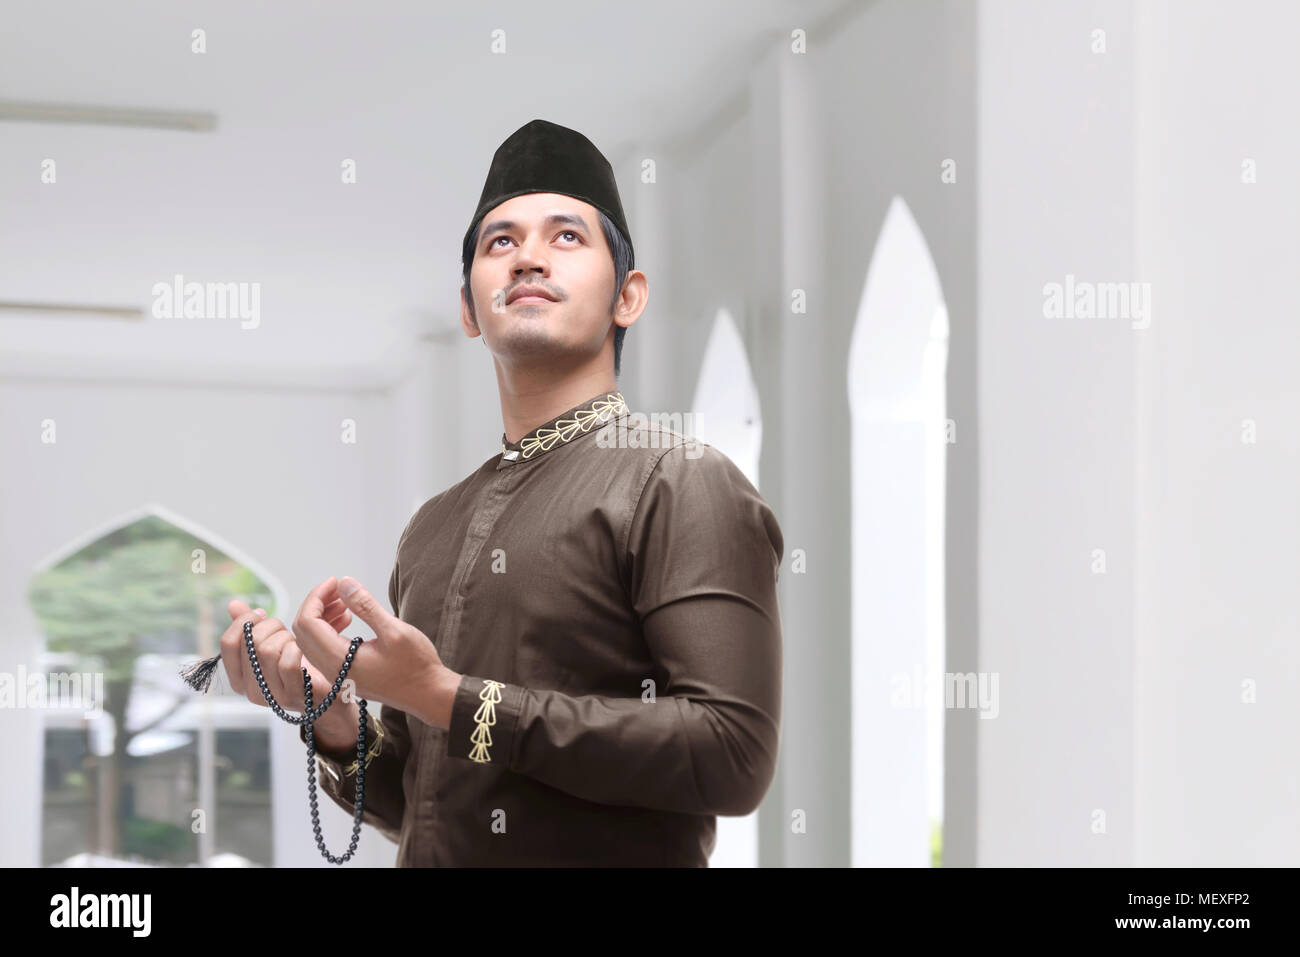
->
[461, 208, 634, 377]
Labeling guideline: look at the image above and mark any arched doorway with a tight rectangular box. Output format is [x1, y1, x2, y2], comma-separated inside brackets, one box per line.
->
[847, 196, 950, 866]
[690, 306, 763, 866]
[28, 504, 288, 866]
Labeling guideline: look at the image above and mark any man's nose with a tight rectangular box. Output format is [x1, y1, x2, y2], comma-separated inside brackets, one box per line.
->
[510, 235, 549, 275]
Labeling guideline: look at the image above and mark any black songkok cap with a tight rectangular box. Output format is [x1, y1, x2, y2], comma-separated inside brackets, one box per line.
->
[463, 118, 633, 262]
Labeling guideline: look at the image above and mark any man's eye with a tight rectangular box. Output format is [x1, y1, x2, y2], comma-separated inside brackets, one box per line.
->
[489, 231, 579, 249]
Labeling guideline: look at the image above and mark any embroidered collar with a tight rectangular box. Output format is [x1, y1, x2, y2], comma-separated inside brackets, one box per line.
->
[499, 391, 628, 467]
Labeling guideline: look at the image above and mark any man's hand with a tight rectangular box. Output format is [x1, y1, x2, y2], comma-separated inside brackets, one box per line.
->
[218, 598, 361, 744]
[292, 576, 460, 730]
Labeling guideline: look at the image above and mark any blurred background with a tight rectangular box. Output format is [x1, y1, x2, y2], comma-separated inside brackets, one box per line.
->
[1, 0, 1295, 867]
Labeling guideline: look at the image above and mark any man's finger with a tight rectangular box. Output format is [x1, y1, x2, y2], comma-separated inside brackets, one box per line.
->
[294, 577, 353, 674]
[240, 617, 285, 703]
[276, 642, 309, 711]
[336, 576, 400, 639]
[246, 627, 294, 707]
[220, 605, 265, 694]
[322, 597, 352, 631]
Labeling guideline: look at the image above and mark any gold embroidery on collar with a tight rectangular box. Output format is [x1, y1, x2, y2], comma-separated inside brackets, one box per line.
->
[503, 392, 628, 460]
[343, 711, 385, 777]
[468, 679, 505, 763]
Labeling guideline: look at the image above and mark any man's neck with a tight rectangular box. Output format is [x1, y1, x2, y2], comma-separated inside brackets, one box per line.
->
[496, 368, 619, 445]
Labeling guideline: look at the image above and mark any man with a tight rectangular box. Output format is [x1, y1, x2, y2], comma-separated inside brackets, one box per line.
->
[221, 119, 784, 866]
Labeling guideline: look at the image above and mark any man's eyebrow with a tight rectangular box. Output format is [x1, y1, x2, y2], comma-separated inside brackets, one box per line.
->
[480, 213, 591, 243]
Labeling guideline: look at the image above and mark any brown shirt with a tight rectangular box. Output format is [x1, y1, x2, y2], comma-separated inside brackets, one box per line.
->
[303, 390, 784, 866]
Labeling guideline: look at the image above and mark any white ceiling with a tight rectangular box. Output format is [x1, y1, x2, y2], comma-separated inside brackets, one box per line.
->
[0, 0, 847, 385]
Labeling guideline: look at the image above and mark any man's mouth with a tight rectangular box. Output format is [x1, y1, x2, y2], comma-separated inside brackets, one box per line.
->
[506, 284, 559, 305]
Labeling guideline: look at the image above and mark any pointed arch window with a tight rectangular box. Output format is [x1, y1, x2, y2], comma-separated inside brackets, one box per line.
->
[847, 197, 950, 866]
[689, 307, 763, 866]
[28, 505, 288, 866]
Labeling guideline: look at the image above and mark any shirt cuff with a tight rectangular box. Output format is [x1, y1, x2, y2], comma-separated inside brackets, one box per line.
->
[446, 674, 524, 767]
[300, 710, 385, 782]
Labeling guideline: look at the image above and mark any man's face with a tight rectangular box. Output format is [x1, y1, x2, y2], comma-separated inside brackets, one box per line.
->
[461, 192, 617, 367]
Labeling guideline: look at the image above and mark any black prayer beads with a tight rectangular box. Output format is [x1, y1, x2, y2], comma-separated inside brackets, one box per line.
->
[243, 618, 368, 864]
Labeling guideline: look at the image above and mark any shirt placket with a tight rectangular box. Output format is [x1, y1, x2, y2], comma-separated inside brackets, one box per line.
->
[417, 465, 523, 862]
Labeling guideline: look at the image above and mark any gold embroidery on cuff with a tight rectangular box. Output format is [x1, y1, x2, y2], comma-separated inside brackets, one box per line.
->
[515, 393, 628, 460]
[343, 712, 385, 777]
[468, 679, 505, 763]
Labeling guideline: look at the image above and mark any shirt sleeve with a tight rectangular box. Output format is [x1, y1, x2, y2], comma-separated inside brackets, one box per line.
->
[444, 443, 784, 816]
[303, 555, 414, 844]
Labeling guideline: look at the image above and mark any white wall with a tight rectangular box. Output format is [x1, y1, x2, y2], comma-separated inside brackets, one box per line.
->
[1133, 0, 1300, 866]
[977, 0, 1299, 867]
[977, 0, 1138, 865]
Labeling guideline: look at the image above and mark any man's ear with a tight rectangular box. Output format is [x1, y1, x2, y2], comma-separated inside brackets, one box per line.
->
[459, 285, 481, 337]
[612, 270, 649, 329]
